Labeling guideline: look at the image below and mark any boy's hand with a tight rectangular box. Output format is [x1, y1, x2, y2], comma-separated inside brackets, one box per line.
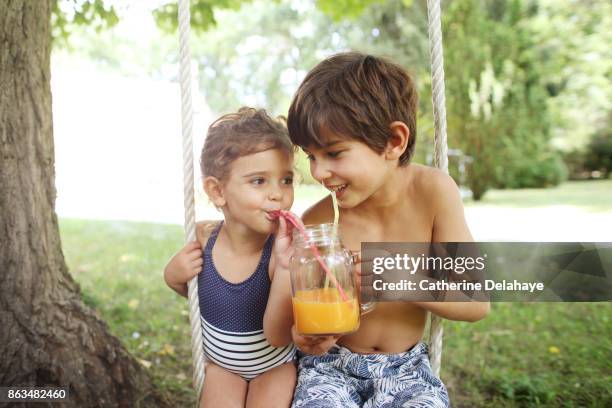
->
[196, 221, 219, 247]
[291, 325, 340, 356]
[349, 248, 391, 306]
[164, 241, 203, 297]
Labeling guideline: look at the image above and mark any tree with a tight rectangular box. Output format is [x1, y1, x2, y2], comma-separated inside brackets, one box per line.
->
[530, 0, 612, 152]
[443, 0, 566, 199]
[0, 2, 169, 406]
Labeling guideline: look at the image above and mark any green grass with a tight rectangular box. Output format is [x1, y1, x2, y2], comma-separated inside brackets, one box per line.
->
[59, 219, 197, 406]
[58, 181, 612, 407]
[443, 303, 611, 407]
[465, 179, 612, 213]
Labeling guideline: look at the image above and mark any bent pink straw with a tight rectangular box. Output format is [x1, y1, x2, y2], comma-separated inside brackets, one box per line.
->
[272, 210, 349, 302]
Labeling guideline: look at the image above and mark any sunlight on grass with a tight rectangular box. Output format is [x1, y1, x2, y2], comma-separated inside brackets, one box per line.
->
[466, 179, 612, 213]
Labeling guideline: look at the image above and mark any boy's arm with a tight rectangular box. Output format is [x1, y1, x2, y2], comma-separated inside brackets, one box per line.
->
[163, 221, 219, 298]
[415, 172, 490, 322]
[164, 241, 202, 298]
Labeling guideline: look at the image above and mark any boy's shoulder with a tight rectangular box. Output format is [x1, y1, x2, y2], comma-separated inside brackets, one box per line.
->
[401, 164, 463, 226]
[410, 164, 471, 241]
[409, 164, 460, 202]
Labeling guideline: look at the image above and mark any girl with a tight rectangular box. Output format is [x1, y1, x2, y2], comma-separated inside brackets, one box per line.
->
[164, 107, 297, 408]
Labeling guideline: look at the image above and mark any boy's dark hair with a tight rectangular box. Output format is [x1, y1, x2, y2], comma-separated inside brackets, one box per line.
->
[288, 52, 418, 166]
[201, 107, 294, 180]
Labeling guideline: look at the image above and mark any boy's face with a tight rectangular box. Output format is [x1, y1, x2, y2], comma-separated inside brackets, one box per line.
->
[221, 149, 294, 234]
[303, 127, 389, 209]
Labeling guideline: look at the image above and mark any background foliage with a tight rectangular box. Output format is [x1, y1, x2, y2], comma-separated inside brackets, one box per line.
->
[52, 0, 611, 199]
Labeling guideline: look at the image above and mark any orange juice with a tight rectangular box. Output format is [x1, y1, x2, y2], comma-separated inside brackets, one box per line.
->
[292, 288, 360, 335]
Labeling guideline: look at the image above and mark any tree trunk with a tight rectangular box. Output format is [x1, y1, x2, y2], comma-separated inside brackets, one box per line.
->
[0, 2, 170, 407]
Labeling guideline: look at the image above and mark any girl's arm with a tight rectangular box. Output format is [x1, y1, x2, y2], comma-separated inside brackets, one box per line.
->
[264, 216, 296, 347]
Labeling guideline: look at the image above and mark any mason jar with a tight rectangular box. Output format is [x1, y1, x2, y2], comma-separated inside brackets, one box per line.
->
[289, 223, 362, 336]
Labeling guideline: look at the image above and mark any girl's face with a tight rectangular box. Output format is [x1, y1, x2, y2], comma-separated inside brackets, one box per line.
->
[221, 148, 294, 234]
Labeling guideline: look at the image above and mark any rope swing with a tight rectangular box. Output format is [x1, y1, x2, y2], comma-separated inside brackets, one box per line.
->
[176, 0, 449, 400]
[177, 0, 205, 398]
[426, 0, 448, 378]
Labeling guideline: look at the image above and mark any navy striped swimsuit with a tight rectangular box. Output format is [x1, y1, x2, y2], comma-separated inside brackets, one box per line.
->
[198, 223, 296, 380]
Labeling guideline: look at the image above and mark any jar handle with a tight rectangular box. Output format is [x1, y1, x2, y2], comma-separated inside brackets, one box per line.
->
[347, 249, 360, 264]
[345, 248, 376, 315]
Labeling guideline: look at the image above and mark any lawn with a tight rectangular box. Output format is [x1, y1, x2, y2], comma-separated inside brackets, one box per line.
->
[464, 179, 612, 213]
[292, 178, 612, 216]
[59, 180, 612, 407]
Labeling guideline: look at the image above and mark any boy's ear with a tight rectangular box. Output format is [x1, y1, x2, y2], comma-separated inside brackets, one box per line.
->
[203, 176, 226, 207]
[385, 121, 410, 161]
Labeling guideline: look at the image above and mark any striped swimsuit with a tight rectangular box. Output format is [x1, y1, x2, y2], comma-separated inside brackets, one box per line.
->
[198, 223, 296, 380]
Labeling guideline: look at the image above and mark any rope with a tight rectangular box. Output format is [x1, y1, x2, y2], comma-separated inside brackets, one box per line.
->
[426, 0, 449, 378]
[177, 0, 206, 401]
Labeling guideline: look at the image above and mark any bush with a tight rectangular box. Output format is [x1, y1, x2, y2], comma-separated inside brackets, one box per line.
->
[563, 149, 589, 180]
[584, 132, 612, 178]
[563, 131, 612, 180]
[496, 152, 567, 189]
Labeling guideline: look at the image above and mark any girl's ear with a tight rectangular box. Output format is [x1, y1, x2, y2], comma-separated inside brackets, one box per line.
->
[203, 176, 226, 207]
[385, 121, 410, 162]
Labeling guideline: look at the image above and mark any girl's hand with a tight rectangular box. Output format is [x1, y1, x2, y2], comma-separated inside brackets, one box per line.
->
[291, 325, 341, 356]
[164, 241, 203, 297]
[272, 211, 303, 270]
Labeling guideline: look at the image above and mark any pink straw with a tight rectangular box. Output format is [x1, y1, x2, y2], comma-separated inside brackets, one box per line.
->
[272, 210, 349, 302]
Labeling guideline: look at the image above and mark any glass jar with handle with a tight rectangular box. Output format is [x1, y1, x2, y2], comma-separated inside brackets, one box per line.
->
[290, 223, 374, 336]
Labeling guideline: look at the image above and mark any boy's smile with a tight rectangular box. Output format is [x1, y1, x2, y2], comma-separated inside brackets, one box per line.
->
[325, 183, 348, 198]
[304, 127, 391, 208]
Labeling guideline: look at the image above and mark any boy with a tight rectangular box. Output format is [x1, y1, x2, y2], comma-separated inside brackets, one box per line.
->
[264, 52, 490, 407]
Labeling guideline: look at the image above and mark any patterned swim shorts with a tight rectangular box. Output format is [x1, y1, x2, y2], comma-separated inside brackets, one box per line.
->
[292, 342, 449, 408]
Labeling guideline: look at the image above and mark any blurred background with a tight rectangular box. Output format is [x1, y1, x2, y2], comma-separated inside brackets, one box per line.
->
[50, 0, 610, 406]
[52, 0, 612, 240]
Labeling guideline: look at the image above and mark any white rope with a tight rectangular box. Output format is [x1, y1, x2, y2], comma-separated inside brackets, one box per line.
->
[177, 0, 206, 401]
[426, 0, 449, 378]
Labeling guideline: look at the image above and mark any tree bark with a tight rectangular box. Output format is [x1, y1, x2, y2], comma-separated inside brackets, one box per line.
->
[0, 2, 170, 407]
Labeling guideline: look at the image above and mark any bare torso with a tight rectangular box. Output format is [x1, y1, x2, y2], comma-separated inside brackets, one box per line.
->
[303, 164, 435, 354]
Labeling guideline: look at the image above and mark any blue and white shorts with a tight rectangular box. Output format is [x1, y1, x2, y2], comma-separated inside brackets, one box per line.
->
[292, 342, 449, 408]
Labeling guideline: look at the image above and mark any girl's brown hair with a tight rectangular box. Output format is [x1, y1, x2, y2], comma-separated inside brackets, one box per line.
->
[200, 107, 294, 180]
